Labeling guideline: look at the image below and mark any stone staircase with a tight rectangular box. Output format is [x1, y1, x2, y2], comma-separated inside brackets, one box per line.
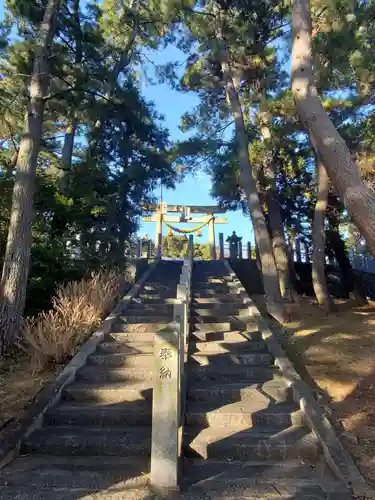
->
[0, 260, 354, 499]
[0, 261, 182, 499]
[181, 261, 351, 499]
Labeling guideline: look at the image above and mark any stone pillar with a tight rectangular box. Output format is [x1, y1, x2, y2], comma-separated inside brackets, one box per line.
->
[151, 324, 179, 491]
[247, 241, 251, 260]
[208, 215, 216, 260]
[219, 233, 224, 259]
[146, 240, 152, 259]
[155, 210, 163, 260]
[135, 239, 141, 258]
[238, 240, 243, 259]
[188, 234, 194, 261]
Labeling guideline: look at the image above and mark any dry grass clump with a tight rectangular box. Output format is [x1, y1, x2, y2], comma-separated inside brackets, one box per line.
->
[22, 270, 127, 368]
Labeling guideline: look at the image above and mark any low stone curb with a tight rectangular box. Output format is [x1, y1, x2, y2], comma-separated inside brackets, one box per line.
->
[0, 263, 155, 470]
[223, 259, 375, 499]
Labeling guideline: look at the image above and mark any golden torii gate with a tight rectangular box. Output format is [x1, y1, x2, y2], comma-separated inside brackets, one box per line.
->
[142, 203, 227, 260]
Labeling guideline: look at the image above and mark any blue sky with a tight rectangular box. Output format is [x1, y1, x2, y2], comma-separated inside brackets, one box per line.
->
[0, 1, 255, 245]
[138, 44, 255, 245]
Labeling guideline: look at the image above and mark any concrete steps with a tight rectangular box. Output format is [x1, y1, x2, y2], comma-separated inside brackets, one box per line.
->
[0, 456, 150, 490]
[0, 261, 181, 500]
[64, 381, 153, 402]
[75, 365, 153, 382]
[188, 364, 277, 382]
[45, 401, 152, 426]
[22, 426, 151, 456]
[182, 459, 350, 498]
[0, 487, 156, 500]
[186, 401, 303, 428]
[87, 353, 154, 367]
[187, 380, 291, 403]
[182, 477, 349, 499]
[194, 306, 249, 315]
[189, 339, 266, 353]
[182, 260, 347, 498]
[184, 426, 319, 461]
[191, 329, 261, 342]
[111, 321, 169, 333]
[97, 341, 154, 354]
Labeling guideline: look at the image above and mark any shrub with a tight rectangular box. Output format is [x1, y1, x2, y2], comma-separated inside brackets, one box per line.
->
[22, 269, 128, 368]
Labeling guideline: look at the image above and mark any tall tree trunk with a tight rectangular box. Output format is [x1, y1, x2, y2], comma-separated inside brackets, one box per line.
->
[266, 186, 293, 299]
[213, 12, 286, 320]
[58, 115, 78, 194]
[0, 0, 61, 355]
[57, 0, 81, 194]
[258, 103, 294, 300]
[291, 0, 375, 255]
[312, 151, 333, 313]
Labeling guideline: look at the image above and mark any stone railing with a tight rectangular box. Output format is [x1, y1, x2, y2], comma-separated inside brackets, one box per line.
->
[150, 235, 193, 492]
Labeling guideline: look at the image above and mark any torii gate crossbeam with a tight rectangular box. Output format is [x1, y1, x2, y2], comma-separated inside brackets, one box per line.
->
[142, 204, 227, 260]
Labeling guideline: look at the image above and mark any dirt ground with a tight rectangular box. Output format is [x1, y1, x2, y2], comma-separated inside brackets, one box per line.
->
[259, 296, 375, 488]
[0, 357, 56, 431]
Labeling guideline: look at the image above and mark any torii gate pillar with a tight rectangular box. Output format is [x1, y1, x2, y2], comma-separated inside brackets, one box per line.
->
[208, 215, 216, 260]
[155, 210, 163, 260]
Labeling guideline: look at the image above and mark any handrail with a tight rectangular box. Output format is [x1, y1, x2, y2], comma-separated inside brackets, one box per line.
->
[150, 235, 193, 492]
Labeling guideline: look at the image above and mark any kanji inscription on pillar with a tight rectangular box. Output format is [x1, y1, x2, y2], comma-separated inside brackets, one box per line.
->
[159, 347, 172, 360]
[159, 365, 172, 379]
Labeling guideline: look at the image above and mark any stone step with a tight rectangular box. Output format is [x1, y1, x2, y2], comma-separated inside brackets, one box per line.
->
[0, 485, 155, 500]
[187, 380, 291, 404]
[193, 284, 237, 292]
[135, 295, 178, 302]
[75, 365, 153, 383]
[194, 322, 259, 334]
[98, 341, 154, 354]
[192, 280, 228, 284]
[112, 322, 169, 333]
[126, 303, 174, 313]
[184, 426, 319, 462]
[189, 340, 266, 353]
[184, 476, 346, 499]
[138, 293, 176, 300]
[88, 353, 153, 367]
[193, 291, 238, 298]
[45, 401, 152, 427]
[192, 296, 244, 304]
[125, 310, 174, 319]
[188, 365, 277, 382]
[193, 314, 251, 325]
[183, 458, 319, 485]
[23, 426, 151, 456]
[190, 352, 274, 367]
[0, 455, 150, 491]
[191, 330, 261, 342]
[194, 306, 249, 316]
[131, 297, 177, 305]
[143, 281, 180, 288]
[186, 402, 303, 428]
[64, 381, 153, 402]
[141, 286, 177, 293]
[117, 315, 172, 324]
[108, 331, 155, 343]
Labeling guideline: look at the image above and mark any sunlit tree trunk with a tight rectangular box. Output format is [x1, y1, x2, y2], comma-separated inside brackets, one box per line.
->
[259, 104, 294, 300]
[311, 150, 333, 313]
[291, 0, 375, 255]
[0, 0, 61, 355]
[213, 9, 286, 321]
